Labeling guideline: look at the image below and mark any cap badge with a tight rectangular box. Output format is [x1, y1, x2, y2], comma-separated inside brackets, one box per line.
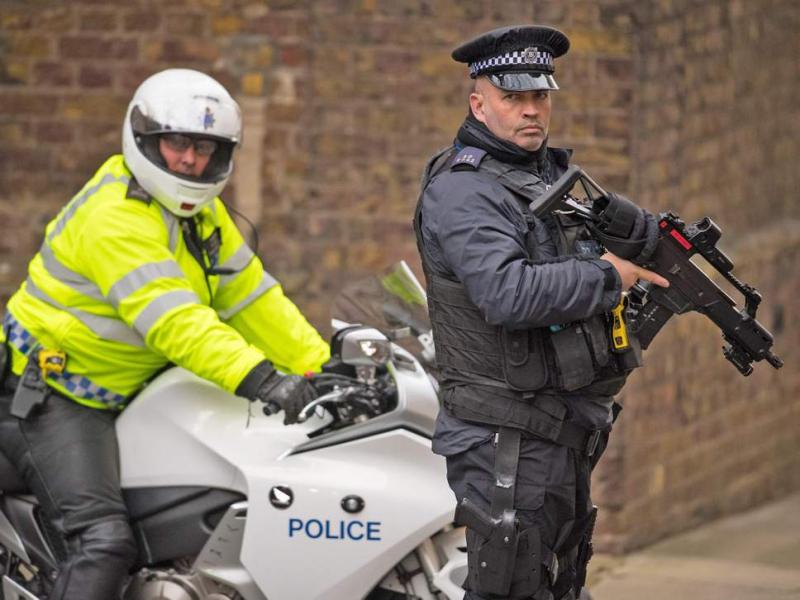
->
[523, 47, 540, 64]
[203, 107, 216, 130]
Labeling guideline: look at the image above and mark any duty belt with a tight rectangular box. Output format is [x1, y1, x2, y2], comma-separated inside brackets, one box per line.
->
[556, 420, 605, 457]
[2, 312, 127, 408]
[485, 420, 605, 457]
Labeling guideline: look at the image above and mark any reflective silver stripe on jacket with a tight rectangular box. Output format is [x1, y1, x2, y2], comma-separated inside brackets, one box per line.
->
[158, 204, 180, 252]
[217, 243, 256, 287]
[107, 260, 186, 307]
[133, 290, 200, 338]
[24, 278, 146, 347]
[2, 312, 128, 408]
[38, 243, 106, 302]
[46, 173, 131, 243]
[217, 272, 278, 321]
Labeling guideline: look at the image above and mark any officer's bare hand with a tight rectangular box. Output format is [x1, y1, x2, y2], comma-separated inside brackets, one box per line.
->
[601, 252, 670, 291]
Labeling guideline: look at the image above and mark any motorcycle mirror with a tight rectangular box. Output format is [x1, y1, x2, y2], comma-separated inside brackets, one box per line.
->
[338, 326, 393, 367]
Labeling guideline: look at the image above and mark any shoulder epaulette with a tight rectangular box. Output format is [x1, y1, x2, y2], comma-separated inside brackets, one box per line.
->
[450, 146, 488, 171]
[126, 178, 152, 204]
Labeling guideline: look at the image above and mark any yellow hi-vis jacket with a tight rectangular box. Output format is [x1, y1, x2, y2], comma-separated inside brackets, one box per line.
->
[2, 155, 330, 410]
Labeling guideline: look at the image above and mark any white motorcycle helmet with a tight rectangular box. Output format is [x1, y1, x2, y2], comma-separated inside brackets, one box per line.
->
[122, 69, 242, 217]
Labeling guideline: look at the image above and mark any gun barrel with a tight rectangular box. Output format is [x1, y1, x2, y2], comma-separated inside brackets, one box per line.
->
[766, 351, 784, 370]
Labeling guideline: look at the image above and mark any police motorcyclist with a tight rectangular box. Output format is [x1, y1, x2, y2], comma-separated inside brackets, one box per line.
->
[413, 26, 668, 600]
[0, 69, 329, 599]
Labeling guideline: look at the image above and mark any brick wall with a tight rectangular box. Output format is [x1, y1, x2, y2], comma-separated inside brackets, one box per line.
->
[0, 0, 635, 325]
[0, 0, 797, 553]
[591, 0, 800, 552]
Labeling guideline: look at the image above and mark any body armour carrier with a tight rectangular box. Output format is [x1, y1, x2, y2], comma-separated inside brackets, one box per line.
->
[414, 145, 638, 398]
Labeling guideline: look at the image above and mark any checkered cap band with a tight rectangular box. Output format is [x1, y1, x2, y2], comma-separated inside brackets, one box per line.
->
[469, 47, 554, 76]
[3, 312, 127, 408]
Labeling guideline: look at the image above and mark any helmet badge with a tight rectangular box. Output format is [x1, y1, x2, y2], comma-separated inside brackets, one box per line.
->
[203, 107, 216, 130]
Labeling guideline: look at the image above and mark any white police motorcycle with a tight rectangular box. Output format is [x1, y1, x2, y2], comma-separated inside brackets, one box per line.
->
[0, 262, 469, 600]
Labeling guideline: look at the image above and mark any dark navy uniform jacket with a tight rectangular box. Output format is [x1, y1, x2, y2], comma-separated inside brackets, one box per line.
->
[418, 135, 622, 456]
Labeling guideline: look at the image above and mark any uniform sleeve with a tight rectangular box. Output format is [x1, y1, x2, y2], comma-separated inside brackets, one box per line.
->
[423, 172, 620, 329]
[81, 202, 265, 393]
[210, 203, 330, 374]
[224, 285, 330, 374]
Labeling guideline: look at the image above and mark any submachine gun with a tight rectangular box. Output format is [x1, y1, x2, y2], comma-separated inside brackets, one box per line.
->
[531, 165, 783, 376]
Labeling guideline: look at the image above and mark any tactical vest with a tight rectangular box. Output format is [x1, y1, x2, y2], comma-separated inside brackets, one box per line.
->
[414, 145, 631, 398]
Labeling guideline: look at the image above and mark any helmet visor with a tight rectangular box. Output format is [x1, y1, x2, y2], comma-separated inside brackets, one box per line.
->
[130, 108, 236, 185]
[129, 99, 241, 144]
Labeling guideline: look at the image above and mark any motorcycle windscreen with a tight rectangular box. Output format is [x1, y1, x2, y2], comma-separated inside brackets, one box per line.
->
[331, 261, 434, 366]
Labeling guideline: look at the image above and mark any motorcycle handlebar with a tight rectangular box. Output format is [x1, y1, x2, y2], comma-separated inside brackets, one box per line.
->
[297, 387, 357, 422]
[263, 400, 281, 416]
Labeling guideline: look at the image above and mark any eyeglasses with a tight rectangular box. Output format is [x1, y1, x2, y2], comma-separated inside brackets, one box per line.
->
[161, 133, 219, 157]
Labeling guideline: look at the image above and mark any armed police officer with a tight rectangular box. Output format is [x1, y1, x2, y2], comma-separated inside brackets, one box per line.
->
[413, 26, 668, 600]
[0, 69, 329, 599]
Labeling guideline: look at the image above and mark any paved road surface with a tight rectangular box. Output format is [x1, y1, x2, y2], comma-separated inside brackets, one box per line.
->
[589, 492, 800, 600]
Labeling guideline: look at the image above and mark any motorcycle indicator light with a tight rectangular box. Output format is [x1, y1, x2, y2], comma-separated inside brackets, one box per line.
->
[341, 495, 365, 514]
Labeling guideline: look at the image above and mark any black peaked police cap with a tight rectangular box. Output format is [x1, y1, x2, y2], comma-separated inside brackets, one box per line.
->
[452, 25, 570, 91]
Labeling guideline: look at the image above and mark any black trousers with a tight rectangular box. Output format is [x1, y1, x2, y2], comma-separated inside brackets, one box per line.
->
[446, 433, 606, 600]
[0, 391, 137, 600]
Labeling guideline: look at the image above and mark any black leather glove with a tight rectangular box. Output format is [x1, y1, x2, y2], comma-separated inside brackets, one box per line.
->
[257, 373, 316, 424]
[236, 360, 317, 425]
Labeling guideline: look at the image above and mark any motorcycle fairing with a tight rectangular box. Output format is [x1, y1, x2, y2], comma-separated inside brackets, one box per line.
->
[117, 365, 454, 599]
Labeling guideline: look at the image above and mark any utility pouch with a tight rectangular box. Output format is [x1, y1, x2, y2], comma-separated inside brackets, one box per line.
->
[10, 350, 49, 420]
[615, 334, 643, 372]
[502, 329, 548, 391]
[549, 324, 595, 391]
[582, 314, 611, 368]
